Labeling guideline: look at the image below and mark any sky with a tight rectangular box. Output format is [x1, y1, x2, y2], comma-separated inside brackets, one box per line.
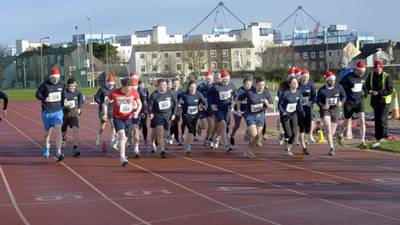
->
[1, 0, 399, 46]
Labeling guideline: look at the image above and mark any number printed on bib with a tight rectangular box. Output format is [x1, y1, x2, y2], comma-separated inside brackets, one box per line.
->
[66, 100, 76, 109]
[158, 100, 171, 110]
[119, 103, 133, 113]
[47, 92, 62, 102]
[326, 97, 338, 106]
[250, 103, 263, 113]
[301, 96, 309, 106]
[286, 103, 297, 113]
[187, 106, 198, 115]
[351, 83, 363, 92]
[219, 90, 232, 100]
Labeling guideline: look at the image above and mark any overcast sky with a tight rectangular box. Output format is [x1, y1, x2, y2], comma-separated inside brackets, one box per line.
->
[1, 0, 398, 46]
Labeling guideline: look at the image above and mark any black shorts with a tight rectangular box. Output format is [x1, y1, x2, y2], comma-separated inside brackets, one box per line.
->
[319, 108, 339, 123]
[62, 116, 79, 132]
[113, 118, 133, 134]
[150, 116, 171, 130]
[182, 114, 198, 134]
[343, 101, 365, 119]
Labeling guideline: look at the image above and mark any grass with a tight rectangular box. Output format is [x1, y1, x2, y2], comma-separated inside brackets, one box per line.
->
[5, 87, 99, 101]
[370, 141, 400, 153]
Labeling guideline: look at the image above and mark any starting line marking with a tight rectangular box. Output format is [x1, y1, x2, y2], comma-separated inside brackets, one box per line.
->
[294, 181, 339, 187]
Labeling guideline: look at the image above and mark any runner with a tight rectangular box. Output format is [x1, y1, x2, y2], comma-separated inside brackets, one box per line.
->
[148, 79, 178, 158]
[316, 71, 347, 156]
[338, 61, 368, 149]
[179, 80, 207, 153]
[207, 69, 237, 152]
[129, 78, 143, 158]
[197, 71, 215, 147]
[102, 78, 141, 166]
[61, 78, 83, 157]
[138, 80, 149, 145]
[35, 68, 66, 162]
[278, 76, 304, 156]
[167, 78, 183, 146]
[0, 90, 8, 121]
[237, 77, 273, 158]
[94, 73, 117, 150]
[298, 68, 317, 154]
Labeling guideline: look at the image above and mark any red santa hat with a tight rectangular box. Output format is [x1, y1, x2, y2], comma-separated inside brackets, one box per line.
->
[50, 68, 60, 76]
[129, 72, 138, 79]
[374, 60, 384, 68]
[299, 68, 310, 79]
[220, 69, 230, 79]
[287, 67, 297, 79]
[107, 73, 116, 84]
[205, 71, 214, 77]
[324, 71, 336, 81]
[356, 61, 366, 72]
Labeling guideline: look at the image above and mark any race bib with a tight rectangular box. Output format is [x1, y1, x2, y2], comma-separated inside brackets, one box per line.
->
[119, 103, 133, 113]
[242, 99, 247, 104]
[301, 96, 309, 106]
[286, 103, 297, 113]
[158, 100, 171, 110]
[47, 92, 61, 102]
[250, 103, 264, 113]
[326, 97, 338, 106]
[351, 83, 363, 93]
[187, 106, 198, 115]
[65, 100, 76, 109]
[219, 90, 231, 100]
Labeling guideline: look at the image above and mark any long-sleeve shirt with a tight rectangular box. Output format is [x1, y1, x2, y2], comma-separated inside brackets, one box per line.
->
[207, 82, 237, 112]
[299, 80, 317, 107]
[365, 71, 394, 107]
[94, 85, 114, 111]
[63, 89, 83, 117]
[0, 90, 8, 110]
[178, 91, 207, 117]
[316, 84, 346, 110]
[278, 89, 304, 118]
[339, 72, 366, 104]
[238, 87, 273, 114]
[148, 89, 178, 118]
[137, 86, 149, 113]
[35, 80, 66, 113]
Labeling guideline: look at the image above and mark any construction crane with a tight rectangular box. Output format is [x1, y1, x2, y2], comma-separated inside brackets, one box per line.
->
[184, 2, 246, 37]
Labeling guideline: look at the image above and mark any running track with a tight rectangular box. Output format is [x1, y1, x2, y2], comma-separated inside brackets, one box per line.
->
[1, 101, 400, 225]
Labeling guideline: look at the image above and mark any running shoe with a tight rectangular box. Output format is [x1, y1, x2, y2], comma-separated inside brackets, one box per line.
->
[42, 147, 50, 158]
[243, 150, 256, 159]
[133, 149, 141, 158]
[337, 136, 345, 146]
[278, 133, 285, 146]
[184, 145, 192, 154]
[302, 148, 310, 155]
[121, 158, 128, 167]
[285, 149, 294, 157]
[328, 147, 336, 156]
[95, 133, 101, 146]
[56, 152, 65, 162]
[358, 142, 369, 149]
[160, 150, 166, 158]
[309, 135, 316, 144]
[224, 145, 232, 153]
[230, 136, 235, 146]
[73, 149, 80, 157]
[150, 143, 157, 153]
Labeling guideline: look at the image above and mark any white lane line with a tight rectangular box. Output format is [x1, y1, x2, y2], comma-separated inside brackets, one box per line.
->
[3, 117, 152, 225]
[0, 166, 31, 225]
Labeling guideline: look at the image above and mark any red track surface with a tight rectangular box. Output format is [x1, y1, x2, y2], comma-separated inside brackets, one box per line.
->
[1, 100, 400, 225]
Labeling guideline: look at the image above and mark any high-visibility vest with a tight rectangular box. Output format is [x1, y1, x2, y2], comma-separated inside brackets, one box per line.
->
[370, 71, 392, 104]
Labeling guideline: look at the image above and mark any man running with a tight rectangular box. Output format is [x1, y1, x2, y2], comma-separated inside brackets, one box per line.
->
[94, 74, 117, 150]
[316, 71, 346, 156]
[0, 90, 8, 121]
[129, 78, 143, 158]
[61, 78, 83, 157]
[148, 79, 178, 158]
[198, 71, 215, 147]
[102, 78, 142, 166]
[168, 78, 183, 146]
[35, 68, 66, 162]
[237, 77, 273, 158]
[338, 61, 368, 149]
[138, 80, 149, 145]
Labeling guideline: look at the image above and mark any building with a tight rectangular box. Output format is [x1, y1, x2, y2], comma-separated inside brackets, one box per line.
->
[16, 39, 50, 55]
[72, 33, 116, 44]
[129, 41, 255, 78]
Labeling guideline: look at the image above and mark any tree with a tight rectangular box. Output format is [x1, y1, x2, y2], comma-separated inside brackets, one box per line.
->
[0, 44, 9, 57]
[259, 44, 294, 71]
[91, 43, 120, 64]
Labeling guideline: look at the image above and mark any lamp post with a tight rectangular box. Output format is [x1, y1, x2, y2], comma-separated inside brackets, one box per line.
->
[40, 36, 51, 83]
[87, 16, 95, 87]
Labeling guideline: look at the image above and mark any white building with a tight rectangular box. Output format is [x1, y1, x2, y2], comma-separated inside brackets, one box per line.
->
[16, 40, 50, 55]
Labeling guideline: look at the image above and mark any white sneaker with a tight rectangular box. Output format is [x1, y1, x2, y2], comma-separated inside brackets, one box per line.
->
[285, 149, 294, 156]
[95, 133, 101, 146]
[184, 145, 192, 154]
[150, 143, 157, 153]
[214, 138, 220, 148]
[243, 150, 256, 159]
[120, 158, 128, 167]
[111, 138, 119, 150]
[309, 135, 316, 144]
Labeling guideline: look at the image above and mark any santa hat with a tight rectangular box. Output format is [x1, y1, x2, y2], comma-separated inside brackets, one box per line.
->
[324, 71, 336, 81]
[131, 78, 139, 87]
[294, 68, 302, 76]
[205, 71, 214, 77]
[287, 67, 297, 79]
[50, 68, 60, 76]
[356, 61, 366, 72]
[374, 60, 384, 69]
[129, 72, 138, 79]
[299, 68, 310, 79]
[220, 69, 230, 79]
[107, 73, 116, 84]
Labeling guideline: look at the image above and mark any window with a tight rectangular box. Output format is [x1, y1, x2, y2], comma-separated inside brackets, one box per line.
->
[246, 49, 251, 55]
[328, 51, 332, 57]
[311, 62, 316, 69]
[303, 52, 308, 60]
[199, 51, 205, 57]
[210, 50, 216, 57]
[222, 61, 229, 69]
[187, 51, 193, 58]
[200, 63, 205, 70]
[295, 53, 300, 60]
[164, 53, 169, 58]
[140, 53, 145, 59]
[222, 49, 229, 57]
[311, 52, 316, 59]
[303, 62, 308, 68]
[140, 65, 146, 72]
[152, 53, 157, 58]
[336, 51, 341, 57]
[176, 52, 181, 58]
[319, 61, 325, 69]
[152, 65, 157, 72]
[246, 61, 251, 68]
[176, 64, 182, 70]
[164, 64, 170, 71]
[57, 55, 62, 62]
[319, 51, 325, 58]
[188, 63, 193, 70]
[211, 62, 217, 70]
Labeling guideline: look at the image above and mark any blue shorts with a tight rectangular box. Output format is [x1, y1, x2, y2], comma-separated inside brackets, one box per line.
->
[214, 110, 230, 122]
[150, 116, 171, 130]
[132, 117, 140, 125]
[244, 112, 265, 127]
[41, 110, 64, 131]
[113, 118, 133, 134]
[198, 109, 213, 119]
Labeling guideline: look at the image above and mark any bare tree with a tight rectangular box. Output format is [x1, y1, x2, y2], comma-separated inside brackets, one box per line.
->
[259, 44, 294, 71]
[0, 44, 9, 57]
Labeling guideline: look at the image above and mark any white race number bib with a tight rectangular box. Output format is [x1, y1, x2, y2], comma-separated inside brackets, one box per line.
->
[351, 83, 363, 93]
[158, 100, 171, 110]
[301, 96, 309, 106]
[119, 103, 133, 113]
[286, 103, 297, 113]
[65, 100, 76, 109]
[326, 97, 338, 106]
[219, 90, 232, 100]
[187, 106, 198, 115]
[47, 92, 61, 102]
[250, 103, 264, 113]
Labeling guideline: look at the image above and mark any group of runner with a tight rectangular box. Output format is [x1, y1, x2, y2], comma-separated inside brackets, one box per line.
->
[33, 59, 392, 166]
